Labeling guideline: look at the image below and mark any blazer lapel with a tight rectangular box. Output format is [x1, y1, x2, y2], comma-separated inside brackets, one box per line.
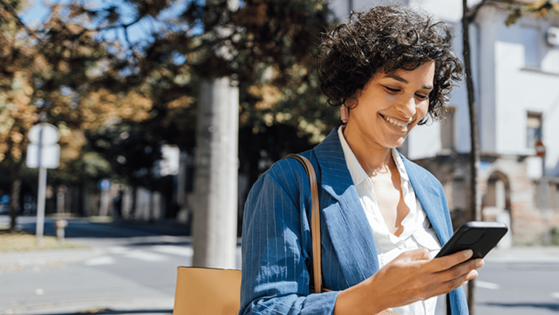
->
[313, 128, 380, 286]
[401, 155, 451, 244]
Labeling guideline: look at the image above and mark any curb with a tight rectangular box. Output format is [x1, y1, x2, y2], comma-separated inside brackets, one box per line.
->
[0, 248, 106, 270]
[485, 246, 559, 263]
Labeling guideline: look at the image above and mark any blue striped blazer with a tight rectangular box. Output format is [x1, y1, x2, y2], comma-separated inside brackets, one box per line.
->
[240, 127, 468, 315]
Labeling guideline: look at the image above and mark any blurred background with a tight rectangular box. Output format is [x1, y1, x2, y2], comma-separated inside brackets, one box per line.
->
[0, 0, 559, 314]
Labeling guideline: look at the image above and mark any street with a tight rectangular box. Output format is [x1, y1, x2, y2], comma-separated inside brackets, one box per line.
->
[476, 262, 559, 314]
[0, 216, 241, 315]
[0, 215, 558, 315]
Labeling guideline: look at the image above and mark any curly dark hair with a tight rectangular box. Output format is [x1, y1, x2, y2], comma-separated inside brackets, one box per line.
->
[316, 5, 463, 123]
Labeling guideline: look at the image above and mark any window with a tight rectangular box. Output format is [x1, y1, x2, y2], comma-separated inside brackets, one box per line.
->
[526, 112, 542, 149]
[522, 27, 541, 69]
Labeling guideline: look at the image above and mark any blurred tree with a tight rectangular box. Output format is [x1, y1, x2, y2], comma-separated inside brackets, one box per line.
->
[0, 0, 157, 228]
[0, 0, 39, 232]
[0, 0, 338, 229]
[43, 0, 339, 187]
[85, 124, 162, 189]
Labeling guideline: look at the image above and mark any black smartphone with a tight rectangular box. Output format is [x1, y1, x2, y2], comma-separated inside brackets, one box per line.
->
[435, 221, 508, 259]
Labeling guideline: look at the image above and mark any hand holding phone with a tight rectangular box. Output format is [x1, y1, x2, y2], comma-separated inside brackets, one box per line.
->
[435, 221, 508, 259]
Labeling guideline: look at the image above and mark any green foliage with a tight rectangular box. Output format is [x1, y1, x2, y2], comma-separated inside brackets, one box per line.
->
[84, 125, 163, 189]
[505, 8, 522, 26]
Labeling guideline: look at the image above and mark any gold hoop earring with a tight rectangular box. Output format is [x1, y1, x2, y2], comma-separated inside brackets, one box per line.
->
[340, 105, 349, 123]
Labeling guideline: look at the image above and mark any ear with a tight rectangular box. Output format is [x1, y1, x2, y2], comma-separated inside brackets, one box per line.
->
[340, 105, 349, 123]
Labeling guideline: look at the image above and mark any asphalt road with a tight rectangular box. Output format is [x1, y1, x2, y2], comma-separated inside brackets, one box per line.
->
[1, 215, 558, 315]
[476, 261, 559, 314]
[0, 216, 221, 315]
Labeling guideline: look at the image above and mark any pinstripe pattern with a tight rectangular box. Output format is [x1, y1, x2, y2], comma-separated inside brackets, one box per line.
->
[240, 128, 468, 315]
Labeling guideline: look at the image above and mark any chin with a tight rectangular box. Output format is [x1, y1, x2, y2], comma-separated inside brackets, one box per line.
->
[387, 138, 406, 149]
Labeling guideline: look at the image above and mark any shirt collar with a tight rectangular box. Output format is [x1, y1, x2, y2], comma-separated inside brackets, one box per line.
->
[391, 147, 410, 183]
[338, 126, 369, 187]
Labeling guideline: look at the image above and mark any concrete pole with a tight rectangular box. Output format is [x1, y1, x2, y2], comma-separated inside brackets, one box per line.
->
[36, 125, 46, 247]
[192, 77, 239, 269]
[57, 186, 65, 215]
[36, 166, 47, 247]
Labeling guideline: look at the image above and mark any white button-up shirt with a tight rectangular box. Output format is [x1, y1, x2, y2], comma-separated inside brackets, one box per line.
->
[338, 127, 444, 315]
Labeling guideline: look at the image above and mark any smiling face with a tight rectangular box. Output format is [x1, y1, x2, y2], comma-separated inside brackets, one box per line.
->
[344, 61, 435, 151]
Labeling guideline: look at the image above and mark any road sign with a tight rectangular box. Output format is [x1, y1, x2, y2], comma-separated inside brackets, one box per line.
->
[26, 144, 60, 168]
[28, 123, 59, 145]
[99, 179, 112, 191]
[26, 123, 60, 169]
[160, 144, 180, 176]
[535, 140, 545, 157]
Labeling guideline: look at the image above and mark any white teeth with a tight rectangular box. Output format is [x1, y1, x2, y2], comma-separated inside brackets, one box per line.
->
[382, 115, 407, 127]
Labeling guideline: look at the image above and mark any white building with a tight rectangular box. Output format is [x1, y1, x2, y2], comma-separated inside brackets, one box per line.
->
[330, 0, 559, 244]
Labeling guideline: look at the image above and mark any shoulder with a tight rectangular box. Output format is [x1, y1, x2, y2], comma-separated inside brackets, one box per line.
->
[264, 154, 310, 185]
[247, 151, 316, 201]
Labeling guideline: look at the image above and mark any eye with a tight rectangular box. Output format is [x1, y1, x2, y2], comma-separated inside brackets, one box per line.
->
[384, 86, 400, 93]
[415, 94, 429, 100]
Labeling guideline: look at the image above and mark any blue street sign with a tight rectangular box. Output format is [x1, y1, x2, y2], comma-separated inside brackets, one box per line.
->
[0, 195, 9, 204]
[98, 179, 112, 191]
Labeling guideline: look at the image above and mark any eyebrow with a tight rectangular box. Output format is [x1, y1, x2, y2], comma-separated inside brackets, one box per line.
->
[385, 74, 433, 90]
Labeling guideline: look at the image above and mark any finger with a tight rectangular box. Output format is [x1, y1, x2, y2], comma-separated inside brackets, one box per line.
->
[398, 248, 432, 262]
[465, 269, 478, 281]
[423, 258, 484, 298]
[433, 267, 480, 297]
[472, 258, 484, 270]
[431, 249, 473, 271]
[435, 257, 483, 284]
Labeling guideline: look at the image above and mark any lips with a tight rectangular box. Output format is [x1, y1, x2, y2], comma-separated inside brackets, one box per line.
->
[380, 114, 408, 128]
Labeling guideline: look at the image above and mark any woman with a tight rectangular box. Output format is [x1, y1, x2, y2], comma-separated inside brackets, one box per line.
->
[240, 5, 483, 315]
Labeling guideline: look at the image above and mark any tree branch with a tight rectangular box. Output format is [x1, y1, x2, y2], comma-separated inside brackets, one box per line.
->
[0, 0, 38, 38]
[464, 0, 490, 22]
[96, 15, 143, 32]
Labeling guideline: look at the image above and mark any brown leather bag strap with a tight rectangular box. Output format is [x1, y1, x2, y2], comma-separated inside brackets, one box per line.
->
[285, 154, 322, 294]
[285, 154, 399, 315]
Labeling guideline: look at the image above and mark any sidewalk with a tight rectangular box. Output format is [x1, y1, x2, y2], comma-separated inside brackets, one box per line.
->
[0, 248, 106, 271]
[485, 246, 559, 263]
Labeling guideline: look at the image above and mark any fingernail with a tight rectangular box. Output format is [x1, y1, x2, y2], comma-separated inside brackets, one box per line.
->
[468, 270, 478, 278]
[464, 250, 473, 258]
[476, 259, 484, 267]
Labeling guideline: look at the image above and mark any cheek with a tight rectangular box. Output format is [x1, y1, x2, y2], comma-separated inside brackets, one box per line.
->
[417, 102, 429, 119]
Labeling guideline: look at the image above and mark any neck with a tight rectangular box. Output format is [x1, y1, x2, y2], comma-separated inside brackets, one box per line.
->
[343, 126, 394, 177]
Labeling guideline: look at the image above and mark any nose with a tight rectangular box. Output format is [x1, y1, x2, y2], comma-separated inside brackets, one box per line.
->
[396, 96, 417, 119]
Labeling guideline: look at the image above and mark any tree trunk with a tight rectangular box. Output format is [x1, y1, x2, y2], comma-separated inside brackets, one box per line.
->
[192, 77, 239, 268]
[9, 177, 21, 234]
[462, 0, 482, 313]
